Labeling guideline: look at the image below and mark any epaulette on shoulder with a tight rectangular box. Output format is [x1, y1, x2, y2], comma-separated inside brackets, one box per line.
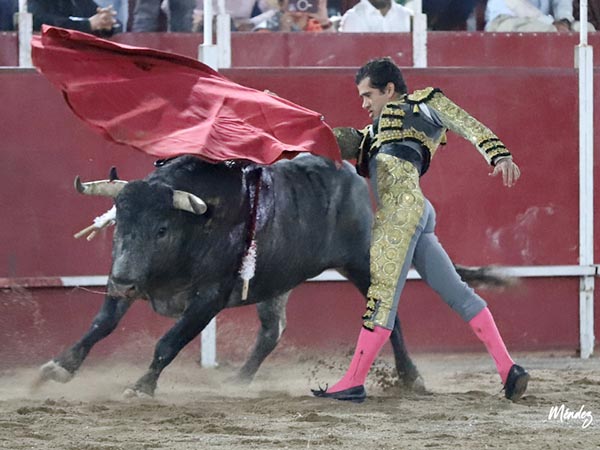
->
[407, 87, 443, 104]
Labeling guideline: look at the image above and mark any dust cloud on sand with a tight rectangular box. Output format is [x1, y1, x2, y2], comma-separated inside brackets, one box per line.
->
[0, 351, 599, 449]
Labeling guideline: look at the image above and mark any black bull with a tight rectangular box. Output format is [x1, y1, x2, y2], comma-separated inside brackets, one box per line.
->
[36, 155, 499, 397]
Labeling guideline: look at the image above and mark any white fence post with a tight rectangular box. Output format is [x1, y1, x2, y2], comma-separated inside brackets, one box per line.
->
[198, 0, 219, 69]
[411, 0, 427, 68]
[201, 318, 217, 368]
[216, 0, 231, 68]
[17, 0, 33, 68]
[198, 0, 231, 69]
[576, 0, 595, 359]
[197, 0, 220, 369]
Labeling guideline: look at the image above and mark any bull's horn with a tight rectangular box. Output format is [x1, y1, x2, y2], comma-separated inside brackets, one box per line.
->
[172, 190, 207, 215]
[74, 177, 128, 197]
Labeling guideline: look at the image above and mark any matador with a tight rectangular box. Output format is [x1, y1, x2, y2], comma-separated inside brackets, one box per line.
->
[312, 57, 529, 403]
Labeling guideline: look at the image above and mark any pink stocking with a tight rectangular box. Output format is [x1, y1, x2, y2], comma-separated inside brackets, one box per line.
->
[328, 326, 391, 393]
[469, 307, 515, 383]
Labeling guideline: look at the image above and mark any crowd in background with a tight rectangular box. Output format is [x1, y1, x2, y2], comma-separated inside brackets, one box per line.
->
[0, 0, 598, 33]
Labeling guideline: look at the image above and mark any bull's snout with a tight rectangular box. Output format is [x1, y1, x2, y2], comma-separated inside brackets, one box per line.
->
[108, 277, 138, 298]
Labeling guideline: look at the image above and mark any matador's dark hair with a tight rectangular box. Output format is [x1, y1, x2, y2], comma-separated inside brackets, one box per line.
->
[355, 57, 407, 95]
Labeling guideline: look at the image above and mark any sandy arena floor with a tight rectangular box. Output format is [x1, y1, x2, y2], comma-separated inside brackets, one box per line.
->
[0, 351, 599, 449]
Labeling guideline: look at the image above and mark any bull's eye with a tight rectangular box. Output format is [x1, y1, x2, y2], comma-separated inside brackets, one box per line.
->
[157, 226, 167, 238]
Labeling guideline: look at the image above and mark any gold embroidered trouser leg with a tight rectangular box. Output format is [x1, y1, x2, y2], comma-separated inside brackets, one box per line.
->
[364, 154, 425, 330]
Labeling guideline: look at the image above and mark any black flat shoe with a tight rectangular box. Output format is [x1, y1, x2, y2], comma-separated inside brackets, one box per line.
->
[504, 364, 529, 402]
[311, 385, 366, 403]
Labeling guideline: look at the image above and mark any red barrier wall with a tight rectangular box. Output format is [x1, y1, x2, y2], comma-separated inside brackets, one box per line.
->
[1, 64, 599, 366]
[2, 32, 600, 68]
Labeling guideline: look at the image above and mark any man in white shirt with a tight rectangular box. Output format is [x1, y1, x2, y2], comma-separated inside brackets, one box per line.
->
[485, 0, 594, 31]
[340, 0, 412, 32]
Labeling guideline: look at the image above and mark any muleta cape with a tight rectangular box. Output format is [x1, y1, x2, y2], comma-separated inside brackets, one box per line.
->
[31, 26, 341, 165]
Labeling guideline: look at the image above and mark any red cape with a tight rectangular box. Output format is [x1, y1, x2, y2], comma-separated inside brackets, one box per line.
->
[31, 26, 341, 165]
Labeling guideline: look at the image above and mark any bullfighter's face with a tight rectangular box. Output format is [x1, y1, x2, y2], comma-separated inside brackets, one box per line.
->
[356, 76, 396, 120]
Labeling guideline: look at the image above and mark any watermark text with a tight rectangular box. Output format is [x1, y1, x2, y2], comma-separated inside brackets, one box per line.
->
[548, 404, 593, 429]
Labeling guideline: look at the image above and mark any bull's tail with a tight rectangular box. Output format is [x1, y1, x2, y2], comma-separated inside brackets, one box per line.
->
[455, 265, 518, 289]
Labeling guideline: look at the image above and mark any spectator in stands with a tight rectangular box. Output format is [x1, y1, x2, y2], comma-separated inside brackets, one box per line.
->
[131, 0, 195, 32]
[485, 0, 595, 32]
[254, 0, 333, 32]
[28, 0, 120, 36]
[573, 0, 600, 30]
[95, 0, 129, 31]
[194, 0, 276, 32]
[405, 0, 477, 30]
[326, 0, 343, 16]
[0, 0, 17, 31]
[339, 0, 412, 32]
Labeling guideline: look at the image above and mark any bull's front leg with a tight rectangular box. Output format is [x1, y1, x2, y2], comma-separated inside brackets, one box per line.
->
[34, 295, 132, 388]
[390, 314, 425, 392]
[125, 299, 223, 398]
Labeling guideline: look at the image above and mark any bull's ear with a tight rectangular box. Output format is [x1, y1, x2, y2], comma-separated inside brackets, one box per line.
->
[172, 190, 207, 215]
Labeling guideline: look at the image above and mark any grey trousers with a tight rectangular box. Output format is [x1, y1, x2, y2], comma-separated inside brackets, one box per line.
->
[365, 153, 486, 330]
[132, 0, 195, 32]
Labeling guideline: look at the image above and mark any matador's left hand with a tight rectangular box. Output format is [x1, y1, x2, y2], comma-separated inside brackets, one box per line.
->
[490, 157, 521, 187]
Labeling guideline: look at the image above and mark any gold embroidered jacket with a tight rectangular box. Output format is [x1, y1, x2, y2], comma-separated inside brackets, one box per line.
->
[334, 87, 512, 177]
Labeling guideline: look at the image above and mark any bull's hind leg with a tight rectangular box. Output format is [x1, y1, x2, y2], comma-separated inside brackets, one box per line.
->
[235, 293, 290, 383]
[34, 295, 132, 388]
[390, 315, 425, 392]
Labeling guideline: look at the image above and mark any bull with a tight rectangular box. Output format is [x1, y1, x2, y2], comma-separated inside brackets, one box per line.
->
[35, 154, 497, 397]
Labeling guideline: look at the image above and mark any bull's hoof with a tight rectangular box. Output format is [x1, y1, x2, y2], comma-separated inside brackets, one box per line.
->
[31, 361, 74, 391]
[31, 360, 74, 390]
[404, 374, 427, 394]
[122, 387, 154, 399]
[225, 372, 253, 386]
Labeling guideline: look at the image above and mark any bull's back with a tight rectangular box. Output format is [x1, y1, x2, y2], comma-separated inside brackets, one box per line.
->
[253, 156, 372, 291]
[272, 156, 371, 229]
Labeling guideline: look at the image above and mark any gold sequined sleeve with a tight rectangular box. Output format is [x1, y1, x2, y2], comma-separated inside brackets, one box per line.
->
[333, 127, 363, 160]
[426, 92, 512, 166]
